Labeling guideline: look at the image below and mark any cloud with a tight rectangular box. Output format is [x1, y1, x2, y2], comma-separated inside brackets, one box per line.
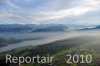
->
[6, 0, 20, 9]
[30, 0, 100, 23]
[0, 0, 100, 24]
[33, 7, 94, 22]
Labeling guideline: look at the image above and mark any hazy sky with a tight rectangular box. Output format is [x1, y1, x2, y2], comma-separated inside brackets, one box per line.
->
[0, 0, 100, 25]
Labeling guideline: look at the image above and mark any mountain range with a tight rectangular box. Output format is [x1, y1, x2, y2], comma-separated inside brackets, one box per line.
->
[32, 24, 68, 32]
[0, 24, 68, 33]
[0, 24, 99, 33]
[79, 25, 100, 31]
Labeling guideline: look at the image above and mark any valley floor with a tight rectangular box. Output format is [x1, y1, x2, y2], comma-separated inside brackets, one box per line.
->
[0, 30, 100, 66]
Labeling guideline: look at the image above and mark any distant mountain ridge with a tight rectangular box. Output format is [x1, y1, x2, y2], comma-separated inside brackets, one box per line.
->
[79, 25, 100, 31]
[0, 24, 34, 33]
[32, 24, 68, 32]
[0, 24, 68, 33]
[95, 25, 100, 29]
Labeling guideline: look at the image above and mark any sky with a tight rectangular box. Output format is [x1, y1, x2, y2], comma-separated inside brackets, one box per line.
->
[0, 0, 100, 25]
